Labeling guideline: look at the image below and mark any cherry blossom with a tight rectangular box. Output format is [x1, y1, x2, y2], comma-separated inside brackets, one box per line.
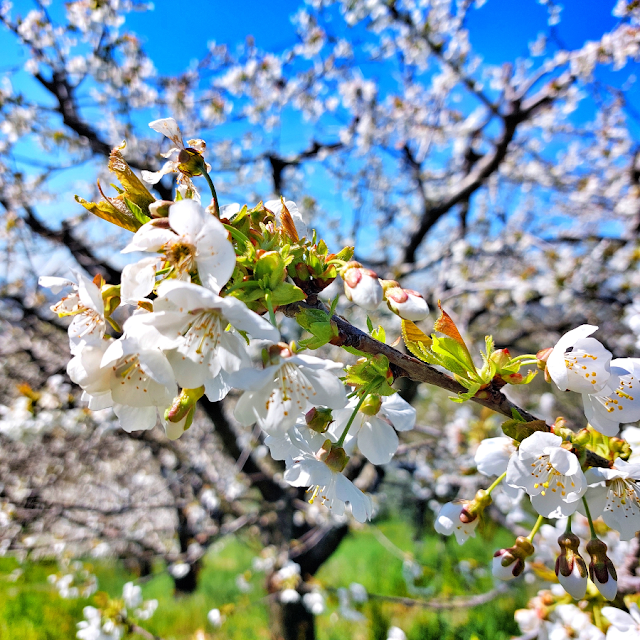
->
[341, 262, 383, 312]
[602, 603, 640, 640]
[122, 199, 236, 293]
[582, 359, 640, 436]
[546, 325, 612, 394]
[230, 347, 347, 434]
[474, 436, 516, 477]
[434, 502, 479, 544]
[506, 432, 587, 518]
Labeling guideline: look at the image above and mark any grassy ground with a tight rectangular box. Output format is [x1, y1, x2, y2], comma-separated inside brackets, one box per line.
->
[0, 516, 527, 640]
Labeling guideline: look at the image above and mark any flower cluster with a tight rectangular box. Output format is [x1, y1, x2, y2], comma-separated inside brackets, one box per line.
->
[434, 325, 640, 604]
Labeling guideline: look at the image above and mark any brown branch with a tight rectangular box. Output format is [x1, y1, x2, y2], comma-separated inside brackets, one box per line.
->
[282, 298, 612, 468]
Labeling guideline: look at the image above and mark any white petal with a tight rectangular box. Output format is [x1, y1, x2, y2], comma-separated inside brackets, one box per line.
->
[169, 199, 206, 239]
[548, 447, 580, 476]
[113, 404, 158, 432]
[518, 431, 561, 458]
[380, 394, 416, 431]
[122, 222, 175, 254]
[149, 117, 184, 148]
[356, 416, 399, 465]
[38, 276, 74, 294]
[121, 257, 159, 304]
[602, 607, 635, 631]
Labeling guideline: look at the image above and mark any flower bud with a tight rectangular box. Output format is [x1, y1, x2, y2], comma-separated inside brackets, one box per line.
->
[305, 407, 334, 433]
[341, 262, 383, 312]
[490, 348, 512, 369]
[586, 538, 618, 601]
[381, 280, 429, 321]
[555, 532, 588, 599]
[492, 537, 535, 581]
[148, 200, 172, 218]
[460, 489, 492, 523]
[572, 428, 591, 447]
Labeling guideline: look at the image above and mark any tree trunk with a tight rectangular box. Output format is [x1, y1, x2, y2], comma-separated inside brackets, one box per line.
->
[269, 599, 316, 640]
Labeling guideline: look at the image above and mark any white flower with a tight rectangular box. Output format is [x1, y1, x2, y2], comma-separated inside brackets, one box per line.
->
[122, 199, 236, 294]
[506, 432, 587, 518]
[434, 501, 478, 544]
[124, 280, 278, 401]
[582, 459, 640, 540]
[122, 582, 142, 609]
[39, 272, 105, 354]
[602, 603, 640, 640]
[475, 436, 516, 477]
[342, 263, 383, 311]
[230, 350, 347, 434]
[207, 608, 224, 628]
[387, 627, 407, 640]
[67, 340, 114, 411]
[280, 588, 300, 603]
[515, 608, 546, 639]
[302, 590, 325, 615]
[263, 419, 328, 464]
[583, 359, 640, 436]
[142, 117, 209, 195]
[120, 257, 161, 305]
[546, 604, 604, 640]
[546, 325, 612, 394]
[284, 451, 373, 522]
[264, 198, 310, 240]
[327, 393, 415, 465]
[100, 336, 177, 432]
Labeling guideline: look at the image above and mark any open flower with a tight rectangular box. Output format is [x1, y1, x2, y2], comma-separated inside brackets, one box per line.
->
[230, 346, 347, 434]
[506, 432, 587, 518]
[434, 501, 479, 544]
[582, 458, 640, 540]
[327, 393, 415, 465]
[120, 257, 161, 306]
[122, 199, 236, 294]
[264, 198, 310, 240]
[582, 358, 640, 436]
[475, 436, 517, 477]
[284, 442, 373, 522]
[124, 280, 279, 401]
[39, 272, 105, 354]
[141, 118, 210, 198]
[602, 603, 640, 639]
[100, 336, 177, 432]
[546, 325, 612, 394]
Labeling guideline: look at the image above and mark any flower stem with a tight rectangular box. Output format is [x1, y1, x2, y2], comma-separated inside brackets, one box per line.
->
[526, 514, 545, 542]
[582, 497, 598, 539]
[336, 379, 379, 448]
[565, 514, 572, 533]
[486, 471, 507, 496]
[202, 169, 220, 217]
[264, 292, 277, 328]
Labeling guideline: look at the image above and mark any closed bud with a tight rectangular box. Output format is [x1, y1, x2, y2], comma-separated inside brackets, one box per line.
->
[305, 407, 334, 433]
[536, 347, 553, 364]
[341, 261, 383, 312]
[490, 348, 512, 369]
[384, 284, 429, 322]
[586, 538, 618, 601]
[492, 536, 535, 581]
[555, 532, 588, 599]
[164, 387, 205, 440]
[148, 200, 172, 218]
[572, 428, 591, 447]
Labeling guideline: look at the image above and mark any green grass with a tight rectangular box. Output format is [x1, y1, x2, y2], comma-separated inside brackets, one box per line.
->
[0, 517, 528, 640]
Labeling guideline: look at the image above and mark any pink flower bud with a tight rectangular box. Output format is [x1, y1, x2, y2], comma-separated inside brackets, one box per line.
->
[384, 285, 429, 321]
[342, 262, 382, 311]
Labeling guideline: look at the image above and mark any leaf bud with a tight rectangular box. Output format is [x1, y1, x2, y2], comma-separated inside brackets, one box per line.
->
[305, 407, 334, 433]
[493, 536, 535, 581]
[555, 532, 588, 599]
[255, 251, 286, 290]
[586, 538, 618, 600]
[490, 348, 512, 369]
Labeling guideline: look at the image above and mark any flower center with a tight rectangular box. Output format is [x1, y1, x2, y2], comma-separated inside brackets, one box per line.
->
[181, 311, 223, 362]
[266, 363, 317, 417]
[166, 240, 197, 274]
[112, 354, 151, 393]
[530, 455, 575, 498]
[563, 349, 600, 386]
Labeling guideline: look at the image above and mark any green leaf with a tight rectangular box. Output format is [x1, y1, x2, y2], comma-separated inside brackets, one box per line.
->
[431, 335, 478, 378]
[270, 282, 306, 306]
[124, 197, 150, 226]
[371, 325, 386, 343]
[366, 316, 374, 333]
[501, 419, 547, 442]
